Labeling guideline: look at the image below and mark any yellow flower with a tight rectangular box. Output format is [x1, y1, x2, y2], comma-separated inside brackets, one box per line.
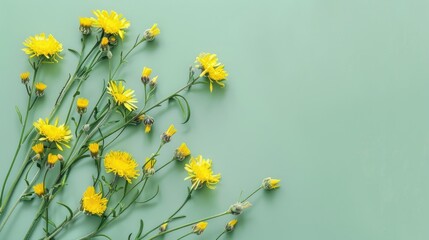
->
[33, 183, 45, 197]
[159, 223, 168, 232]
[34, 118, 72, 151]
[22, 33, 63, 62]
[149, 76, 158, 88]
[175, 143, 191, 161]
[161, 124, 176, 142]
[225, 219, 238, 232]
[88, 143, 99, 158]
[195, 52, 228, 92]
[92, 10, 130, 39]
[101, 36, 109, 47]
[81, 186, 108, 216]
[107, 81, 138, 111]
[144, 24, 160, 41]
[143, 116, 154, 133]
[184, 155, 221, 190]
[20, 72, 30, 84]
[79, 17, 93, 28]
[47, 153, 59, 166]
[262, 177, 280, 190]
[35, 82, 47, 96]
[76, 97, 89, 114]
[32, 143, 44, 154]
[141, 67, 152, 84]
[104, 150, 139, 183]
[143, 158, 156, 175]
[192, 221, 208, 235]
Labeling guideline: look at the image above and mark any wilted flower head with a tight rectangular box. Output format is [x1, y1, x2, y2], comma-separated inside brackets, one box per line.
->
[144, 24, 160, 41]
[92, 10, 130, 39]
[192, 221, 208, 235]
[33, 183, 45, 197]
[104, 150, 140, 183]
[229, 201, 252, 215]
[262, 177, 281, 190]
[143, 158, 156, 176]
[184, 155, 221, 190]
[22, 33, 63, 62]
[33, 118, 72, 151]
[81, 186, 108, 216]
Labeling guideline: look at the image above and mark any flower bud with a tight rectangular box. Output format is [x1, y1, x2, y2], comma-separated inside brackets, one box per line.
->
[192, 221, 208, 235]
[47, 153, 59, 167]
[20, 72, 30, 84]
[229, 201, 252, 215]
[161, 124, 176, 143]
[100, 37, 109, 52]
[83, 124, 90, 132]
[225, 219, 238, 232]
[143, 158, 156, 176]
[141, 67, 152, 84]
[159, 223, 168, 232]
[149, 76, 158, 88]
[143, 116, 154, 133]
[79, 17, 93, 35]
[144, 24, 160, 41]
[88, 143, 99, 159]
[262, 177, 281, 190]
[33, 183, 45, 197]
[175, 143, 191, 161]
[76, 97, 89, 114]
[35, 82, 47, 97]
[57, 154, 64, 161]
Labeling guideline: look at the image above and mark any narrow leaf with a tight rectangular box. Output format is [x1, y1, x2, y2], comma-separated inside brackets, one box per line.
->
[15, 106, 23, 125]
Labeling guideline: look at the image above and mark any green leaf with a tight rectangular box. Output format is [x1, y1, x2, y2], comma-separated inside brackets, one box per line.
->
[68, 48, 80, 56]
[15, 106, 22, 125]
[57, 202, 73, 219]
[137, 186, 159, 204]
[136, 219, 144, 237]
[93, 234, 112, 240]
[173, 94, 191, 124]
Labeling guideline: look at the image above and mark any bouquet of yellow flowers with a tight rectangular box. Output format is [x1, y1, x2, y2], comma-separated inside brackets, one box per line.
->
[0, 9, 279, 239]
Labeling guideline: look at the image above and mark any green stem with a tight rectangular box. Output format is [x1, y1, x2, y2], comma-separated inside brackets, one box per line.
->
[44, 210, 81, 240]
[155, 157, 175, 173]
[242, 186, 263, 202]
[215, 231, 226, 240]
[145, 211, 230, 240]
[177, 232, 193, 240]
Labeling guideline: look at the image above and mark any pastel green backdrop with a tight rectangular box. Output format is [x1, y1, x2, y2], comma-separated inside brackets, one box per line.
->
[1, 0, 428, 239]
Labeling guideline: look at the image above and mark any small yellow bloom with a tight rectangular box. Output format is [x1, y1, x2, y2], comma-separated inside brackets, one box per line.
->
[79, 17, 93, 28]
[262, 177, 281, 190]
[47, 153, 59, 166]
[101, 37, 109, 47]
[184, 155, 221, 190]
[192, 221, 208, 235]
[143, 158, 156, 175]
[88, 143, 100, 158]
[107, 81, 138, 111]
[81, 186, 108, 216]
[161, 124, 176, 142]
[195, 53, 228, 92]
[143, 116, 154, 133]
[79, 17, 93, 35]
[175, 143, 191, 161]
[20, 72, 30, 84]
[226, 219, 238, 232]
[76, 97, 89, 114]
[22, 33, 63, 62]
[92, 10, 130, 39]
[33, 183, 45, 197]
[32, 143, 44, 154]
[144, 24, 160, 41]
[141, 67, 152, 84]
[33, 118, 72, 151]
[104, 150, 140, 183]
[149, 76, 158, 88]
[35, 82, 47, 96]
[159, 223, 168, 232]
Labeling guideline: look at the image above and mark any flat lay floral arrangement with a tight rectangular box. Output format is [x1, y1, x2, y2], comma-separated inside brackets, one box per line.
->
[0, 10, 280, 239]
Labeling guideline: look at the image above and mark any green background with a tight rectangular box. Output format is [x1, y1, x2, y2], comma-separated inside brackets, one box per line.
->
[1, 0, 429, 239]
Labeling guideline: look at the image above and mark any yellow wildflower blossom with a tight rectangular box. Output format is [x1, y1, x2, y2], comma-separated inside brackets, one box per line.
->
[33, 118, 72, 151]
[33, 183, 45, 197]
[184, 155, 221, 190]
[35, 82, 47, 96]
[79, 17, 93, 35]
[196, 53, 218, 75]
[226, 219, 238, 232]
[76, 97, 89, 114]
[144, 24, 160, 41]
[143, 158, 156, 175]
[175, 143, 191, 161]
[47, 153, 59, 166]
[192, 221, 208, 235]
[81, 186, 108, 216]
[141, 67, 152, 84]
[92, 10, 130, 39]
[195, 52, 228, 92]
[20, 72, 30, 84]
[22, 33, 63, 62]
[107, 81, 138, 111]
[32, 143, 44, 154]
[104, 150, 139, 183]
[262, 177, 281, 190]
[161, 124, 176, 142]
[88, 143, 100, 158]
